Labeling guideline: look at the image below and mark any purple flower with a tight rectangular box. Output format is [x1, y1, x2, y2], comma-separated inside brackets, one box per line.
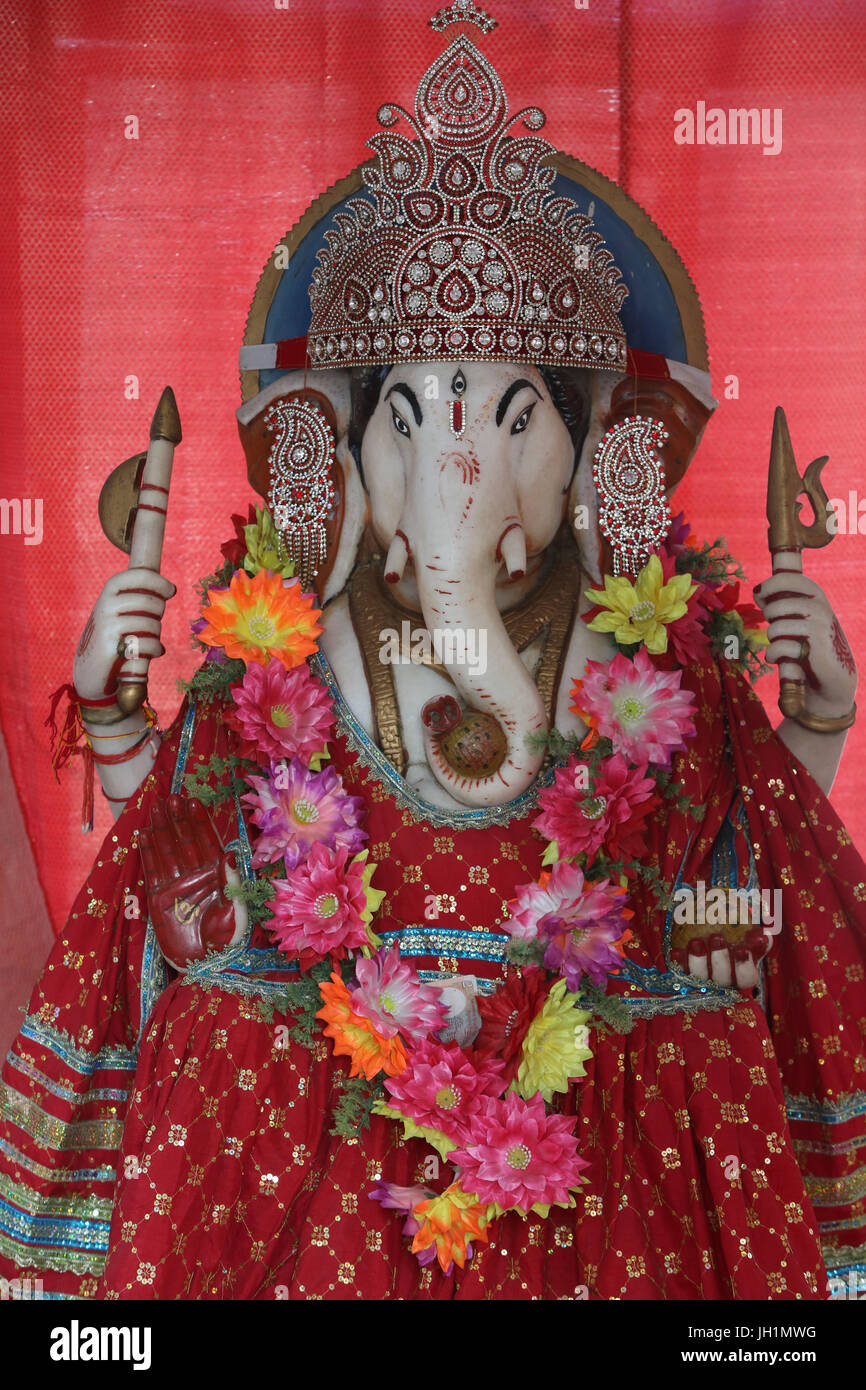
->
[242, 757, 367, 869]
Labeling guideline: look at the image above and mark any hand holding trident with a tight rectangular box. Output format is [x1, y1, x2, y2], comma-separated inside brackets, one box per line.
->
[765, 408, 833, 720]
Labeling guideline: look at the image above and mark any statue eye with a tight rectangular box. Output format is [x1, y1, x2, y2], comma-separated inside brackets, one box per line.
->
[391, 405, 411, 438]
[511, 402, 536, 436]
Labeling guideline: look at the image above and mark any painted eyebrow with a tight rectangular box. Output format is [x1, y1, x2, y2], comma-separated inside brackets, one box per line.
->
[385, 382, 422, 427]
[495, 378, 541, 427]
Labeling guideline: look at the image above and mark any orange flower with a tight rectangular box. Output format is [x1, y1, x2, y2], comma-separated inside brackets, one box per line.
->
[316, 973, 407, 1080]
[199, 569, 322, 669]
[568, 680, 600, 749]
[411, 1184, 490, 1274]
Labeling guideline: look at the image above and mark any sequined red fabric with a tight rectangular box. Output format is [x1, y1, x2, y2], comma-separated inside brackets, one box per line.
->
[0, 654, 864, 1299]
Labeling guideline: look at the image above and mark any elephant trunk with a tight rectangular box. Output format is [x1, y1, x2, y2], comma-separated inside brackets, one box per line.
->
[411, 540, 548, 808]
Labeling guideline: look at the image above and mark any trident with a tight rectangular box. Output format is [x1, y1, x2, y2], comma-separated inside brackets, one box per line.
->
[765, 407, 833, 719]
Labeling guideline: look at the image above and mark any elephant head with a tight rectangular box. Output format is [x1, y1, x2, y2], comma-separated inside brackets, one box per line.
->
[350, 360, 588, 806]
[236, 357, 713, 810]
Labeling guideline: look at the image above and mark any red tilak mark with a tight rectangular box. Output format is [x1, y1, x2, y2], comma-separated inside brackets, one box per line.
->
[452, 400, 463, 434]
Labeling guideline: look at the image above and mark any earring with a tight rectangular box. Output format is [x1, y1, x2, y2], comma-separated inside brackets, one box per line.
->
[264, 396, 336, 589]
[592, 414, 671, 577]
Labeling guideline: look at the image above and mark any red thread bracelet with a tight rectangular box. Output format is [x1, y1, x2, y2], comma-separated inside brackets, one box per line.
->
[90, 729, 152, 766]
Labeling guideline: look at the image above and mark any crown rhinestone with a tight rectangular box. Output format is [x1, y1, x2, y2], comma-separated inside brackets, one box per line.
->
[307, 32, 627, 372]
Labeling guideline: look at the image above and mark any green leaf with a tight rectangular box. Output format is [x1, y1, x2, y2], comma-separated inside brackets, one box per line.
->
[329, 1073, 386, 1138]
[579, 983, 634, 1035]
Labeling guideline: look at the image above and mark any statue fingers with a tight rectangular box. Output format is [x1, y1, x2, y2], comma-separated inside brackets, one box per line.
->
[149, 797, 185, 879]
[732, 946, 759, 991]
[114, 590, 168, 620]
[707, 934, 733, 987]
[759, 597, 812, 624]
[139, 825, 170, 893]
[124, 635, 164, 661]
[165, 794, 204, 873]
[686, 938, 709, 980]
[753, 574, 819, 604]
[187, 797, 225, 862]
[766, 636, 808, 666]
[112, 569, 177, 601]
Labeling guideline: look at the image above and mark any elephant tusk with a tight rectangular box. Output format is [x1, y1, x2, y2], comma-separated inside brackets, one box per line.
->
[498, 524, 526, 579]
[384, 530, 410, 584]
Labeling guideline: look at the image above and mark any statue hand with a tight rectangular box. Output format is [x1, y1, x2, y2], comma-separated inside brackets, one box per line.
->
[73, 568, 176, 701]
[753, 573, 857, 718]
[672, 928, 771, 992]
[139, 795, 247, 971]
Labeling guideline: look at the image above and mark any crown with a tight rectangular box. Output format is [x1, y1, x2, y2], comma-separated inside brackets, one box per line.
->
[307, 32, 628, 373]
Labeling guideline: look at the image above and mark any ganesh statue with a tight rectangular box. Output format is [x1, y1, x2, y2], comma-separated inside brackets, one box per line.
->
[2, 4, 864, 1303]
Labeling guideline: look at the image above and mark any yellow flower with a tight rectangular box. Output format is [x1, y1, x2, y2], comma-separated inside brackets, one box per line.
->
[199, 568, 322, 669]
[351, 850, 386, 953]
[243, 505, 295, 579]
[586, 554, 696, 655]
[513, 978, 593, 1104]
[410, 1183, 490, 1273]
[371, 1101, 456, 1159]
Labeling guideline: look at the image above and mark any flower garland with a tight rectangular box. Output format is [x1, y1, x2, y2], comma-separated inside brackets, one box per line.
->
[184, 503, 767, 1275]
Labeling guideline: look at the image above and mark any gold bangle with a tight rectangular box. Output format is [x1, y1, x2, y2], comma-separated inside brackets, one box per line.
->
[789, 702, 857, 734]
[80, 702, 131, 727]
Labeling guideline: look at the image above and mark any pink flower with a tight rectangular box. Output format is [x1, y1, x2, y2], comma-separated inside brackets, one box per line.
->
[533, 754, 658, 864]
[450, 1092, 588, 1214]
[242, 758, 366, 869]
[505, 860, 632, 991]
[225, 660, 334, 765]
[573, 647, 696, 768]
[350, 946, 448, 1042]
[383, 1039, 506, 1141]
[269, 843, 370, 967]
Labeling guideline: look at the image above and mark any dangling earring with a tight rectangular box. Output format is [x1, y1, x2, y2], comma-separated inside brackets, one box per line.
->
[592, 414, 671, 577]
[264, 396, 336, 589]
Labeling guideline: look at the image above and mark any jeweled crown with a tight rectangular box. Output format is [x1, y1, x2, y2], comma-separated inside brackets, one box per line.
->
[307, 29, 628, 372]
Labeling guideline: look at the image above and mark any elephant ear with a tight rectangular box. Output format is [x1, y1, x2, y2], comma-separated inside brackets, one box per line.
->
[568, 360, 717, 584]
[235, 368, 367, 605]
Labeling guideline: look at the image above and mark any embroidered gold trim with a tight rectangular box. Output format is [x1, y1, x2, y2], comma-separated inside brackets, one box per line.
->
[804, 1164, 866, 1207]
[0, 1230, 105, 1277]
[0, 1083, 124, 1153]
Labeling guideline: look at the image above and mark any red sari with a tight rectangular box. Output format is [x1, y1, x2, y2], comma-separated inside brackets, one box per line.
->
[1, 652, 864, 1300]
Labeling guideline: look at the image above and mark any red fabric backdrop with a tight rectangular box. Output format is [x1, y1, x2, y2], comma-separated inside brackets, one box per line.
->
[1, 0, 864, 934]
